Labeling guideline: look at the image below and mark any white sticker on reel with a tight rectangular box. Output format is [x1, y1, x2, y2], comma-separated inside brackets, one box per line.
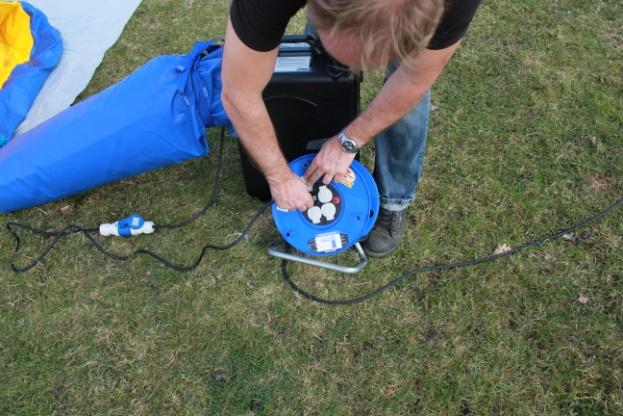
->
[314, 232, 343, 253]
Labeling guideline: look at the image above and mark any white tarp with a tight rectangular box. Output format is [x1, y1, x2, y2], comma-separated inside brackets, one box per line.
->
[16, 0, 142, 135]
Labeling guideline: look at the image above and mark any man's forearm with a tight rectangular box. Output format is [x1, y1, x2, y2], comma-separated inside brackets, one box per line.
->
[221, 16, 314, 210]
[222, 92, 290, 184]
[346, 68, 431, 145]
[223, 91, 314, 210]
[221, 16, 292, 186]
[345, 44, 460, 146]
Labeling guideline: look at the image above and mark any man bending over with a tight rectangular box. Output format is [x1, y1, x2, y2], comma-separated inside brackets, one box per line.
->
[221, 0, 481, 256]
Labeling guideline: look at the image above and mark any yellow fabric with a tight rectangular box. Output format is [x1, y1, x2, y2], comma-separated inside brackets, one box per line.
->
[0, 1, 34, 88]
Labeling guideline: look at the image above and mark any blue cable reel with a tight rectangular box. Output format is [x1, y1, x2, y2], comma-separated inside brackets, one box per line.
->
[268, 154, 380, 273]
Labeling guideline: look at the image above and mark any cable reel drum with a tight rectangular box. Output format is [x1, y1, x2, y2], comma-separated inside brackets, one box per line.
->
[269, 154, 379, 273]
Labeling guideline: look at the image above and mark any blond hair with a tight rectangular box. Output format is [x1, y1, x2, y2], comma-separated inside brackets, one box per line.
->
[307, 0, 445, 67]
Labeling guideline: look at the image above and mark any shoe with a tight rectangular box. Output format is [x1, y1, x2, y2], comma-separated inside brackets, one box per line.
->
[363, 207, 409, 257]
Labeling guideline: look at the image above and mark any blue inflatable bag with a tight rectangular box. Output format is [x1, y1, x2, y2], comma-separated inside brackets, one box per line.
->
[0, 41, 231, 213]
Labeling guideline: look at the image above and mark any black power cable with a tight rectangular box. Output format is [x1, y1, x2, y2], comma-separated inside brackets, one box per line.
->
[280, 196, 623, 305]
[6, 128, 269, 273]
[4, 127, 622, 305]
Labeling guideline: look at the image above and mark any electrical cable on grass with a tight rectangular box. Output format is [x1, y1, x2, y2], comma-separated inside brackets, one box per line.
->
[4, 127, 623, 305]
[6, 128, 269, 273]
[280, 195, 623, 305]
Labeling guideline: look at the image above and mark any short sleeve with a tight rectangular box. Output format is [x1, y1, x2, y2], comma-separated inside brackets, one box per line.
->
[427, 0, 482, 50]
[230, 0, 306, 52]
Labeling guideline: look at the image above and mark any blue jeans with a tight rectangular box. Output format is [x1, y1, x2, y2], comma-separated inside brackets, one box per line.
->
[375, 63, 431, 211]
[303, 24, 431, 211]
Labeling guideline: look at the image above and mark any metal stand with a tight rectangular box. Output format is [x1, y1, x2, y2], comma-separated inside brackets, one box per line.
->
[268, 241, 368, 274]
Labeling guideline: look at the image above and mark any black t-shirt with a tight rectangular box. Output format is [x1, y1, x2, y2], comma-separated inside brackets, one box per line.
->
[230, 0, 481, 53]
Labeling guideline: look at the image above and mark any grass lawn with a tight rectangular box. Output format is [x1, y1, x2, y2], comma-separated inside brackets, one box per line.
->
[1, 0, 622, 414]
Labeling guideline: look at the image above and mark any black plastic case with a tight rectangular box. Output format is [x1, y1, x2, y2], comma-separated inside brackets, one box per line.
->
[239, 34, 361, 201]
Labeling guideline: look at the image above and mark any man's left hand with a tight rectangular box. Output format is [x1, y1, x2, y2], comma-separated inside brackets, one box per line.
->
[303, 135, 357, 186]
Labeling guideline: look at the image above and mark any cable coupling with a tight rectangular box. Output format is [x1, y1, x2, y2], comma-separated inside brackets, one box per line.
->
[100, 214, 155, 237]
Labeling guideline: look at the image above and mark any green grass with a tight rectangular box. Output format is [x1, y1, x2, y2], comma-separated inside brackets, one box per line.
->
[1, 0, 622, 414]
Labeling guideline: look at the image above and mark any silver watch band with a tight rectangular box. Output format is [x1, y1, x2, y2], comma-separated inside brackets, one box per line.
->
[338, 130, 359, 153]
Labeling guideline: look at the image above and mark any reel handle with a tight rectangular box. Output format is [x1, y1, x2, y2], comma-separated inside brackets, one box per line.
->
[268, 241, 368, 274]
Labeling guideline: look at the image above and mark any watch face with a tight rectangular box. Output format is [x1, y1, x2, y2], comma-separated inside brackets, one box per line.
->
[342, 139, 357, 153]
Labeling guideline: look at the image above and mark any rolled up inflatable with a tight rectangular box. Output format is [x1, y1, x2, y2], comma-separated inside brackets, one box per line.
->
[0, 40, 231, 213]
[0, 1, 63, 145]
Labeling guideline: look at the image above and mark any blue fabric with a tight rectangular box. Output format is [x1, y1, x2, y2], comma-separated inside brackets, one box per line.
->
[374, 64, 432, 211]
[0, 41, 231, 213]
[0, 2, 63, 146]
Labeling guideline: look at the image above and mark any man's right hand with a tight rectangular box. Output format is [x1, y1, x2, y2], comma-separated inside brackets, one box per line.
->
[268, 171, 314, 212]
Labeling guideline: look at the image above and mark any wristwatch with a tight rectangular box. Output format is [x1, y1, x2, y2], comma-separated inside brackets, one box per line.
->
[338, 130, 359, 154]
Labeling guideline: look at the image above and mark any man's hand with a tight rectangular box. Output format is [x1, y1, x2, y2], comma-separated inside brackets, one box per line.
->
[268, 170, 315, 212]
[303, 136, 357, 185]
